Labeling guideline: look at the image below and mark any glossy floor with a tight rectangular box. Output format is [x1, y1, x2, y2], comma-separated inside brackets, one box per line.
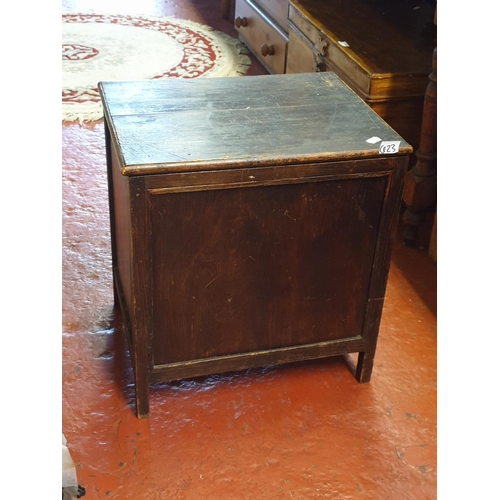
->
[62, 1, 437, 498]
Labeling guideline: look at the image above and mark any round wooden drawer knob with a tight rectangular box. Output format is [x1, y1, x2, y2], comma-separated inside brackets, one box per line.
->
[260, 44, 275, 57]
[235, 17, 248, 28]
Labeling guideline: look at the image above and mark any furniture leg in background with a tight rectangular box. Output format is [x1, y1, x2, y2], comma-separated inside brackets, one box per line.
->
[402, 48, 437, 247]
[222, 0, 231, 18]
[428, 211, 437, 263]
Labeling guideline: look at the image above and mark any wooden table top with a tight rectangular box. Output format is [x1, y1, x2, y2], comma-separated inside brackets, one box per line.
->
[99, 72, 412, 176]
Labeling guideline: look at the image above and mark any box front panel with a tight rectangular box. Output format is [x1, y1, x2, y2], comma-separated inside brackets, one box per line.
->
[150, 176, 387, 366]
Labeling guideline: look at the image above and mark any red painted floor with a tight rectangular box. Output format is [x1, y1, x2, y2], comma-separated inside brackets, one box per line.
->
[62, 1, 437, 498]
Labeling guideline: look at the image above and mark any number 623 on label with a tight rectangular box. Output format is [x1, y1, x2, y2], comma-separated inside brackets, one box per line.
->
[378, 141, 401, 154]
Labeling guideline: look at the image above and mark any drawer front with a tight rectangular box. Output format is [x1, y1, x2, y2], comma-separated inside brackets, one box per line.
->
[286, 25, 322, 74]
[286, 24, 341, 81]
[252, 0, 289, 32]
[235, 0, 288, 74]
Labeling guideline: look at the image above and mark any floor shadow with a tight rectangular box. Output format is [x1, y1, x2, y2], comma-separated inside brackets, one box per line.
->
[108, 306, 136, 410]
[148, 354, 352, 401]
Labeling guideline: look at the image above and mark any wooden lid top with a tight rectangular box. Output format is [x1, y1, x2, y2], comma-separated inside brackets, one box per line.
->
[99, 73, 412, 176]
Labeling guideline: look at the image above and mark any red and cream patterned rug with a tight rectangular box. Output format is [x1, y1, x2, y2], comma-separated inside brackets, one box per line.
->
[62, 13, 250, 123]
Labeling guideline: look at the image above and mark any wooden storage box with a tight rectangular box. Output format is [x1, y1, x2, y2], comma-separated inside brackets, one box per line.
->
[99, 72, 411, 418]
[286, 0, 437, 147]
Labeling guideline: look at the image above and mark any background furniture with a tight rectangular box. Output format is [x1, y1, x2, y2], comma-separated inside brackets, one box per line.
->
[222, 0, 231, 18]
[100, 72, 411, 417]
[286, 0, 436, 150]
[402, 10, 437, 247]
[234, 0, 289, 74]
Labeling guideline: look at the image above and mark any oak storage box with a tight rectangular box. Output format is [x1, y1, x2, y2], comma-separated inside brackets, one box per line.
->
[286, 0, 437, 148]
[99, 72, 411, 418]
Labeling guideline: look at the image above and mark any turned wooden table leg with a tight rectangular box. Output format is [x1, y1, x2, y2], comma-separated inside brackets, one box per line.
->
[402, 48, 437, 247]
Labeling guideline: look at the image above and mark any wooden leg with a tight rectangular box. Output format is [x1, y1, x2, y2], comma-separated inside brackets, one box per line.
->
[134, 376, 150, 419]
[221, 0, 231, 19]
[355, 351, 375, 383]
[132, 332, 150, 418]
[342, 351, 375, 383]
[402, 48, 437, 247]
[120, 310, 150, 418]
[128, 176, 152, 418]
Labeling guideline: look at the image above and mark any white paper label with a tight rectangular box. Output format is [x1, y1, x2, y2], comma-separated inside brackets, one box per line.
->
[379, 141, 401, 154]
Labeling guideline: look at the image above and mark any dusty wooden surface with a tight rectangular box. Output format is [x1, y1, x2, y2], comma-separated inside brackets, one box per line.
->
[99, 72, 411, 176]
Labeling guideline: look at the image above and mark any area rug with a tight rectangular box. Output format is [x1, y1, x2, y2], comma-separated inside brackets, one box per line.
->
[62, 13, 251, 122]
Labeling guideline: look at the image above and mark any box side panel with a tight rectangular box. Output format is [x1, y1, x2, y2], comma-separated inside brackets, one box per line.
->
[110, 143, 132, 316]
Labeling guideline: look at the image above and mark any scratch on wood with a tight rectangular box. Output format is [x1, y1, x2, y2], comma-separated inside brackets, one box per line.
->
[205, 276, 219, 289]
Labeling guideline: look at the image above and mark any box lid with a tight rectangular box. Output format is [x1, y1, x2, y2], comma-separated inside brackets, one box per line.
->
[99, 72, 412, 176]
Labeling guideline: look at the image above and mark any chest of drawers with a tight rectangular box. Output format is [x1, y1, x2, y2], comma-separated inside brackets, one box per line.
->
[234, 0, 289, 73]
[286, 0, 436, 147]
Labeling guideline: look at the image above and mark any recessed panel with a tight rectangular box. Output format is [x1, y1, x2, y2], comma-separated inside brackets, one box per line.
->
[150, 177, 387, 365]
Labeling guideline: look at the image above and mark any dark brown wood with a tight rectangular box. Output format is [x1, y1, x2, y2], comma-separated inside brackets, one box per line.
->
[221, 0, 231, 19]
[104, 122, 118, 306]
[98, 74, 412, 175]
[355, 142, 407, 382]
[286, 0, 436, 148]
[150, 177, 386, 365]
[151, 337, 366, 383]
[99, 72, 411, 417]
[402, 48, 437, 246]
[128, 177, 152, 418]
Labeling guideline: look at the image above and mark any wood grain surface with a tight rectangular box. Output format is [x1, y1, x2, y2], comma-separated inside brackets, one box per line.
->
[99, 73, 411, 176]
